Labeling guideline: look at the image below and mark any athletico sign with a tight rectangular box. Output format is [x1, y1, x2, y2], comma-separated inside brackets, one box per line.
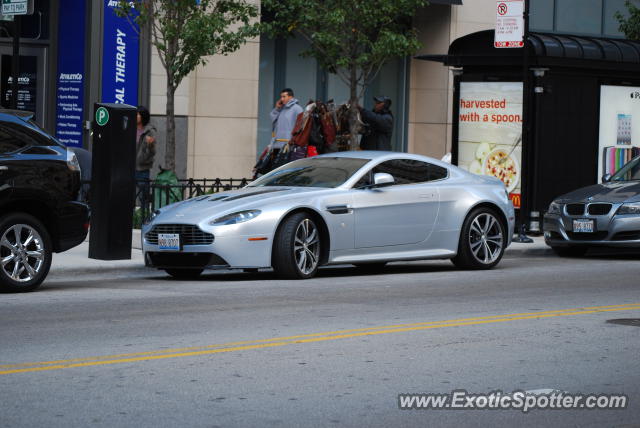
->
[101, 0, 139, 106]
[494, 0, 524, 48]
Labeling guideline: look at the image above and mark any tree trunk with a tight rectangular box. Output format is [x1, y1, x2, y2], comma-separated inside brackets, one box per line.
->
[348, 65, 359, 150]
[164, 80, 176, 172]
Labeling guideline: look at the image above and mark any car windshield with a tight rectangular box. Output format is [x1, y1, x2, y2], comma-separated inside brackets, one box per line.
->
[249, 157, 370, 188]
[611, 156, 640, 182]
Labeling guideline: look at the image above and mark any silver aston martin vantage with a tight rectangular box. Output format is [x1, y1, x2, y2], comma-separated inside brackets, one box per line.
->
[142, 151, 515, 279]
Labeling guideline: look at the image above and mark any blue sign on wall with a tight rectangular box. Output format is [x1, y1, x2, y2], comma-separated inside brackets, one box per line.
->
[101, 0, 139, 106]
[55, 0, 86, 148]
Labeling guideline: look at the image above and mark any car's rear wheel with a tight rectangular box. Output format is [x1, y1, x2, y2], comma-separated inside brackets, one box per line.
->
[551, 246, 587, 257]
[0, 213, 52, 292]
[273, 213, 321, 279]
[164, 268, 204, 279]
[452, 208, 506, 270]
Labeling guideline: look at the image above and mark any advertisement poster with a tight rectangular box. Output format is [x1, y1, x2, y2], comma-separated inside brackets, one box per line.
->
[1, 55, 37, 119]
[598, 85, 640, 182]
[458, 82, 523, 208]
[101, 0, 139, 105]
[55, 0, 86, 148]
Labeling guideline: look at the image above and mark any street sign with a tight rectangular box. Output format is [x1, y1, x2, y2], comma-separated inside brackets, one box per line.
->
[494, 0, 524, 48]
[1, 0, 33, 15]
[95, 107, 110, 126]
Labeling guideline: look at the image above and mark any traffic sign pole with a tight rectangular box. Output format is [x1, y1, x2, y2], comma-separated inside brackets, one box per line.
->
[11, 14, 19, 110]
[513, 0, 534, 243]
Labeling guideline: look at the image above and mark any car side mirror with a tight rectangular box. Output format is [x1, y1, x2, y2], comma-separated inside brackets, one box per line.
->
[602, 173, 612, 183]
[373, 172, 394, 187]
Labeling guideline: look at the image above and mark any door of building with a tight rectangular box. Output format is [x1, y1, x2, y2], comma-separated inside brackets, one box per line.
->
[0, 45, 46, 124]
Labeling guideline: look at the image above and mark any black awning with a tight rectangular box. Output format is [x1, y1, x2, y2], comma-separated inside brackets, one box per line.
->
[429, 0, 463, 4]
[416, 29, 640, 72]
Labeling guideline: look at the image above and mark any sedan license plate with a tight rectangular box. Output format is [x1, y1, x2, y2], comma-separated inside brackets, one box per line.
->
[573, 219, 595, 233]
[158, 233, 180, 251]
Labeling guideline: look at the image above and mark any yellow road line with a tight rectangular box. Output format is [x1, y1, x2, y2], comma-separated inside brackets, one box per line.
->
[1, 303, 638, 376]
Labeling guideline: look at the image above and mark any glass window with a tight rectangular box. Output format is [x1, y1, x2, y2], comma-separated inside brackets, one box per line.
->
[249, 156, 370, 188]
[0, 123, 32, 154]
[284, 36, 317, 106]
[556, 0, 603, 34]
[604, 0, 632, 37]
[611, 156, 640, 181]
[530, 0, 555, 32]
[356, 159, 448, 187]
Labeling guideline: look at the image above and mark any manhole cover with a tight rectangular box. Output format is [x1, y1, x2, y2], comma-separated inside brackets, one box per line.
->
[606, 319, 640, 327]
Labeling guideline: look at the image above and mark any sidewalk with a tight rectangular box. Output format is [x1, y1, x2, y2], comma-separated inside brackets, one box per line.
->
[49, 231, 549, 278]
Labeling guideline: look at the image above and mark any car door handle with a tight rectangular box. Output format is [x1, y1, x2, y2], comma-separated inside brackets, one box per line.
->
[419, 193, 436, 199]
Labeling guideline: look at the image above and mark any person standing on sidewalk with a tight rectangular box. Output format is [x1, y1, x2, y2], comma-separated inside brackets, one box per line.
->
[270, 88, 303, 150]
[253, 88, 303, 177]
[359, 96, 393, 151]
[135, 106, 156, 209]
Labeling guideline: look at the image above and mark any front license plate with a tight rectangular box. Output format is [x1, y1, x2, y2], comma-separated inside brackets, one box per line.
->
[573, 219, 595, 233]
[158, 233, 180, 251]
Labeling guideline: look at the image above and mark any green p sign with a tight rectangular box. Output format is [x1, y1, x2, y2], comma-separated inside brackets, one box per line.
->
[95, 107, 110, 126]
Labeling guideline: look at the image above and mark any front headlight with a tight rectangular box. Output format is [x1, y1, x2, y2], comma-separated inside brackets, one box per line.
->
[547, 201, 562, 215]
[144, 209, 161, 225]
[617, 202, 640, 215]
[210, 210, 261, 226]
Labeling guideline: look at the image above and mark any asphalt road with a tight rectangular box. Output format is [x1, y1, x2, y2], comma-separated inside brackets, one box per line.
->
[1, 248, 639, 427]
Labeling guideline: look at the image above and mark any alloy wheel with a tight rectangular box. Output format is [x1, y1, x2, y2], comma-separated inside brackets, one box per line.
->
[468, 213, 504, 265]
[293, 218, 320, 275]
[0, 224, 46, 283]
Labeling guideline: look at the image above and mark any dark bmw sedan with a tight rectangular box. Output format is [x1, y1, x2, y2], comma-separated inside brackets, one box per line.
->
[0, 110, 89, 292]
[544, 155, 640, 256]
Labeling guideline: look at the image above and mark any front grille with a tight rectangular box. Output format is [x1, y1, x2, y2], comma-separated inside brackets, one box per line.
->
[146, 252, 228, 268]
[565, 231, 608, 241]
[587, 203, 612, 216]
[565, 203, 585, 216]
[611, 231, 640, 241]
[145, 224, 214, 245]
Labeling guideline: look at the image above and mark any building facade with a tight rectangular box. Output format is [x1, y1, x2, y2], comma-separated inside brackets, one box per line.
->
[0, 0, 636, 179]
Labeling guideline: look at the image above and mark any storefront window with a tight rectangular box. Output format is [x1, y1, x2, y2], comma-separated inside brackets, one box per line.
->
[257, 35, 408, 156]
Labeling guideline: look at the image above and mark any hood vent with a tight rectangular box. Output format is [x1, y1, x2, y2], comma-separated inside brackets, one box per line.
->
[216, 188, 287, 202]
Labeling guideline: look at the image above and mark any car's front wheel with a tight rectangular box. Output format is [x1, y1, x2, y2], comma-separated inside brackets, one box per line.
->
[452, 208, 506, 270]
[273, 213, 321, 279]
[164, 268, 204, 279]
[0, 213, 52, 292]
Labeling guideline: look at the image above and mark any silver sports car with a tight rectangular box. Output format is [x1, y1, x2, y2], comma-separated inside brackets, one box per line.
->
[544, 155, 640, 256]
[142, 151, 515, 279]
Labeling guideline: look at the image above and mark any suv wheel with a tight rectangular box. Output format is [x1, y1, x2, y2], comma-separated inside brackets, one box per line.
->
[0, 213, 52, 292]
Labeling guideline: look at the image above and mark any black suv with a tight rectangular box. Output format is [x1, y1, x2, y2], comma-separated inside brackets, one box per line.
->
[0, 110, 88, 292]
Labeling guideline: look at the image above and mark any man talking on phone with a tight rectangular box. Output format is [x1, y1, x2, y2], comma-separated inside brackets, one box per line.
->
[269, 88, 303, 151]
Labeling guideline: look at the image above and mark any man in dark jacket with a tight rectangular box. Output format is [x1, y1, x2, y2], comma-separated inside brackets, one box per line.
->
[135, 105, 156, 208]
[359, 96, 393, 151]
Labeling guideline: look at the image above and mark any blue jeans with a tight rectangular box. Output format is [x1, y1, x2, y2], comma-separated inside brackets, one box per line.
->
[135, 170, 151, 210]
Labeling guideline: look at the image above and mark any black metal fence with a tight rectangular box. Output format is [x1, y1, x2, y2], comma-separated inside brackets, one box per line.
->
[82, 178, 251, 227]
[136, 178, 251, 223]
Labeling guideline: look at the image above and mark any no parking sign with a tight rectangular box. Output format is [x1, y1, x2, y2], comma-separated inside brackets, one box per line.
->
[494, 0, 524, 48]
